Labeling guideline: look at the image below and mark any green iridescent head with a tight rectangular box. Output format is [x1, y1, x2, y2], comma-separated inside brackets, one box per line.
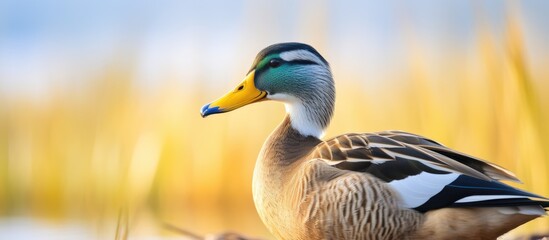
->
[201, 42, 335, 137]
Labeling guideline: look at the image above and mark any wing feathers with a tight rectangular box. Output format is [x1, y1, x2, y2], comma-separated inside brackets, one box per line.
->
[317, 132, 498, 182]
[348, 135, 368, 148]
[381, 131, 520, 182]
[346, 148, 373, 159]
[312, 131, 549, 212]
[421, 145, 520, 182]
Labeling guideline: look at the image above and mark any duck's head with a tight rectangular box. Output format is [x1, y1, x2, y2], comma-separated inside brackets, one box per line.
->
[201, 42, 335, 138]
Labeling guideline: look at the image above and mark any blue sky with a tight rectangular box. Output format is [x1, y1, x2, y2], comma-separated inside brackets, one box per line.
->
[0, 0, 548, 98]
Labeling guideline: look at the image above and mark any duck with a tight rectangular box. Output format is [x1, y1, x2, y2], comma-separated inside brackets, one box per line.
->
[200, 42, 549, 240]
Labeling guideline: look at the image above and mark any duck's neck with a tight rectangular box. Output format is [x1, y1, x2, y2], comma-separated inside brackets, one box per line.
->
[266, 74, 335, 138]
[253, 116, 322, 237]
[259, 116, 321, 167]
[267, 93, 334, 139]
[284, 101, 326, 138]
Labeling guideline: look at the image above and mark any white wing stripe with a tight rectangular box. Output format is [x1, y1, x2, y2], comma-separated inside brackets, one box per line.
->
[382, 149, 428, 163]
[388, 172, 459, 208]
[368, 142, 402, 148]
[455, 195, 528, 203]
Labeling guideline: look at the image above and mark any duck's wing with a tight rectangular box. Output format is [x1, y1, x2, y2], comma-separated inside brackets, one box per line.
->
[312, 131, 548, 212]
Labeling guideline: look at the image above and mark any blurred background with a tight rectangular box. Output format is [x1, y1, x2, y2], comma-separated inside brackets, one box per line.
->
[1, 0, 548, 239]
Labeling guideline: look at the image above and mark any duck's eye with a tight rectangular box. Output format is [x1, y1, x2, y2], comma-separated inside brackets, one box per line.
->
[269, 59, 282, 68]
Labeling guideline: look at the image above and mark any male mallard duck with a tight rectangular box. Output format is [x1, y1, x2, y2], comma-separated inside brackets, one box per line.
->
[200, 43, 549, 240]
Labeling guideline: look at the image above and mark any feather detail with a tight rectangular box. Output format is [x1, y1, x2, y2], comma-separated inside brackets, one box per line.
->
[316, 131, 519, 182]
[311, 131, 549, 212]
[379, 131, 520, 182]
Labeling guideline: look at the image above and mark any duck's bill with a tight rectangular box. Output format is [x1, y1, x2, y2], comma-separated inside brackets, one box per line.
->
[201, 70, 267, 117]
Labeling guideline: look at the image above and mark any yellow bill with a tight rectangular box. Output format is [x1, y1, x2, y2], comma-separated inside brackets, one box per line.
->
[201, 70, 267, 117]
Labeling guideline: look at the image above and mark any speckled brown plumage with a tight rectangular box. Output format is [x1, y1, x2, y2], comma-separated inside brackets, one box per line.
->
[253, 117, 423, 240]
[252, 116, 547, 240]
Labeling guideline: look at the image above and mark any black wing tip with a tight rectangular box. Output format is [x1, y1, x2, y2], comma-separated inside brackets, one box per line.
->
[451, 198, 549, 208]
